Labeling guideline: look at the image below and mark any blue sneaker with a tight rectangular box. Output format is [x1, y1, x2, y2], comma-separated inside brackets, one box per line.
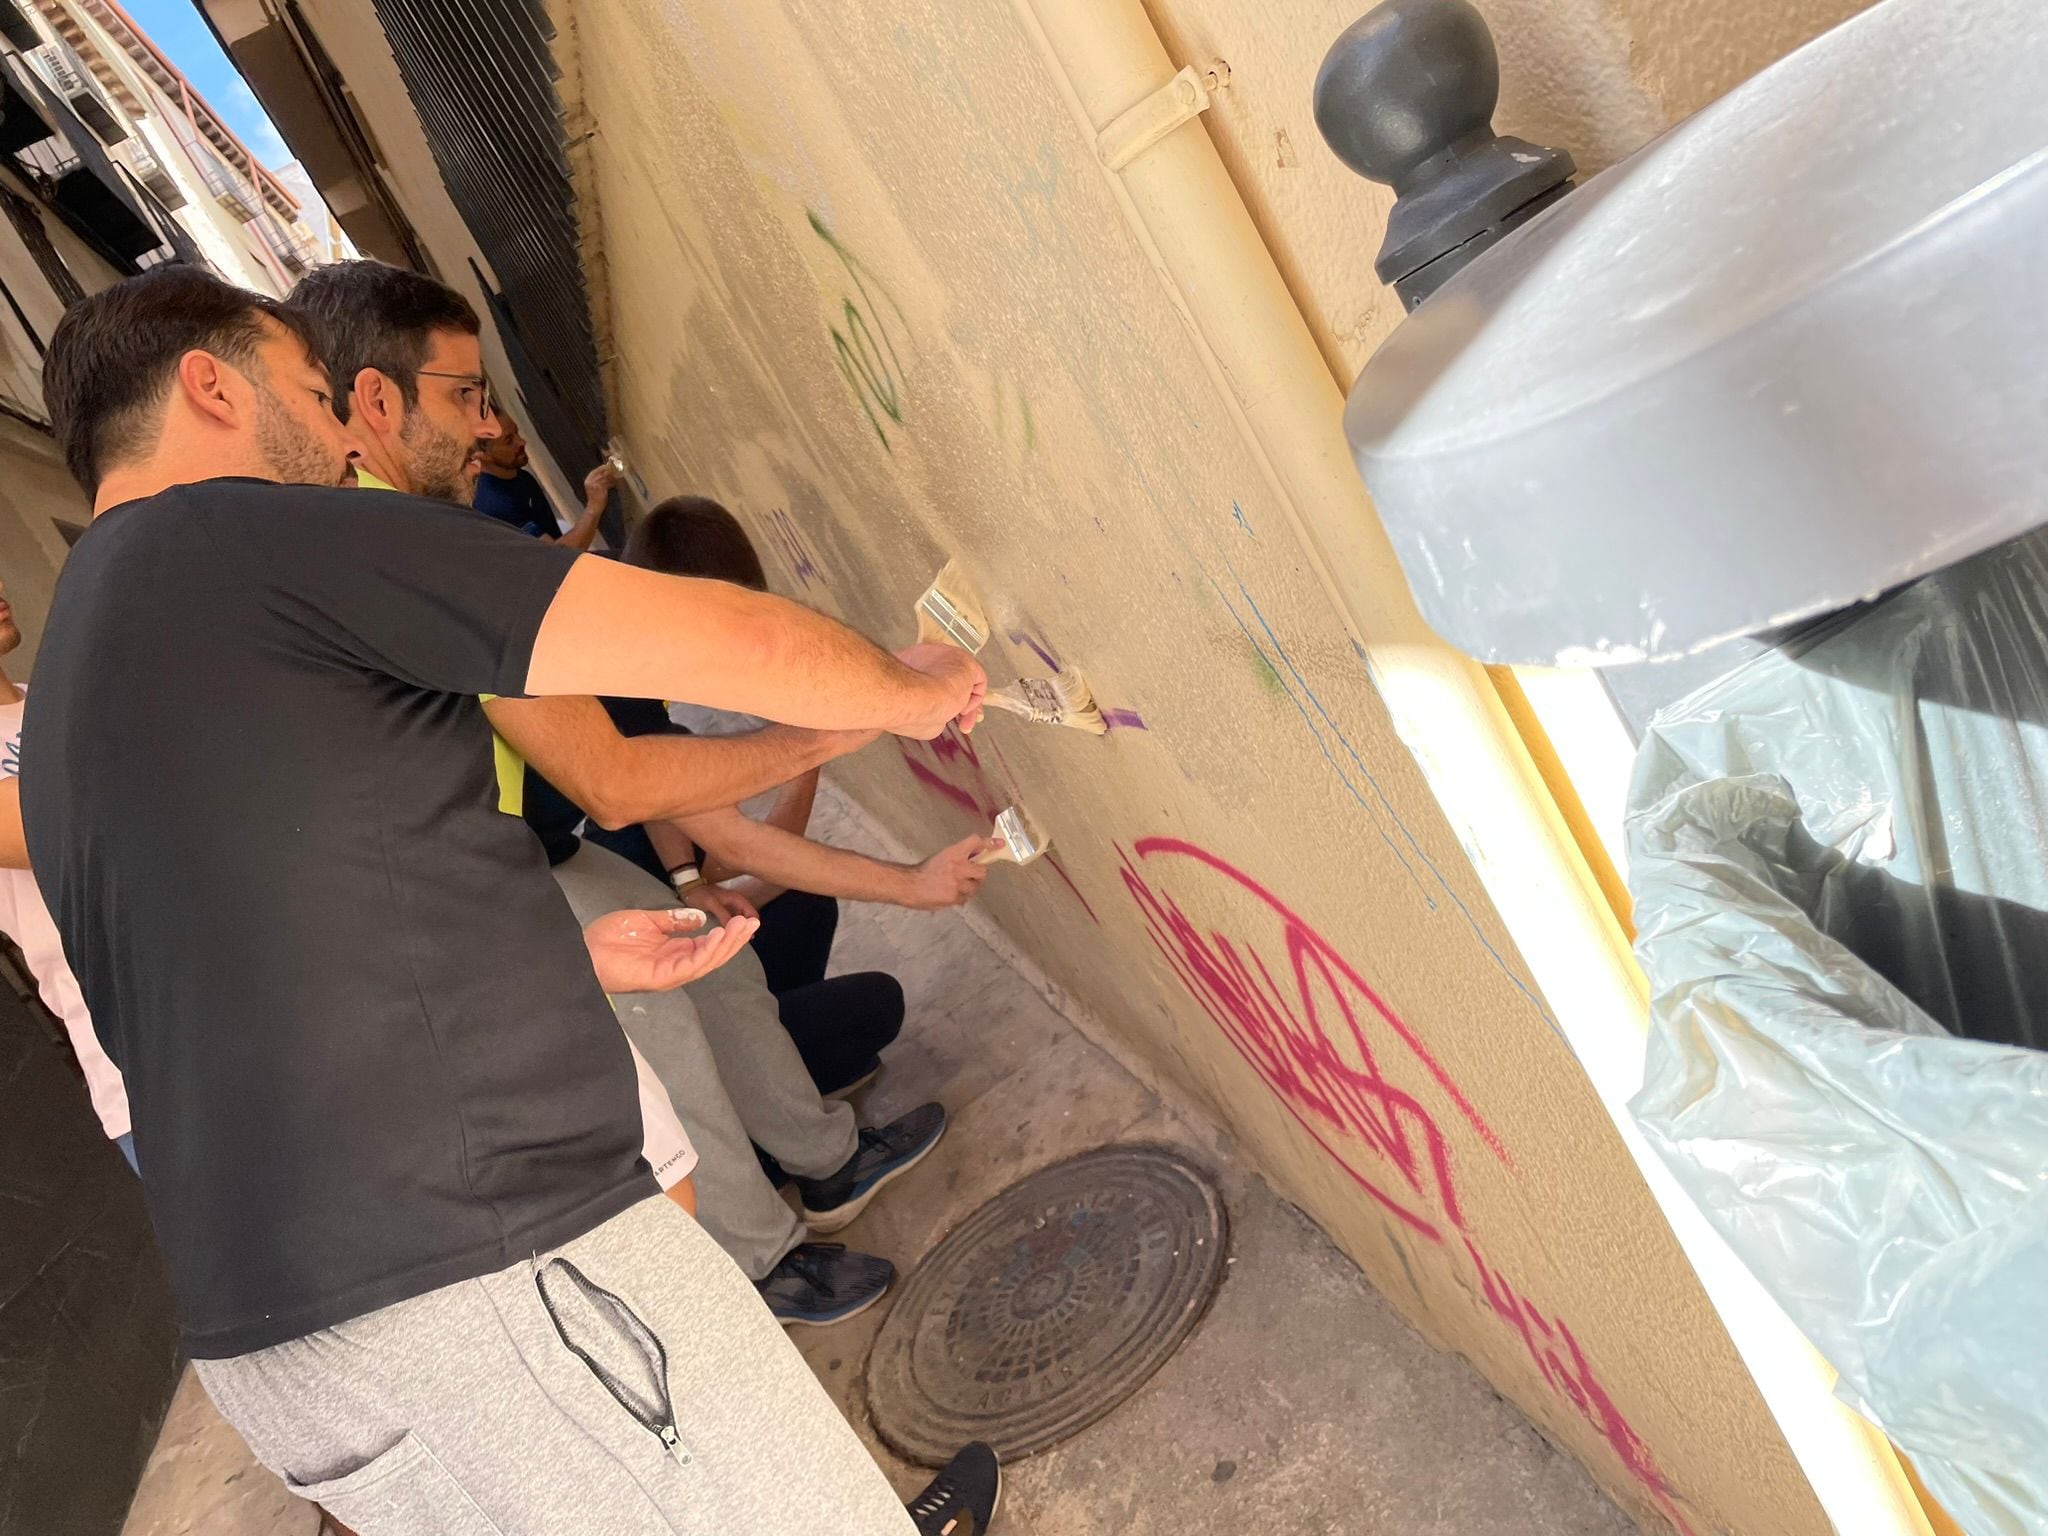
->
[755, 1243, 894, 1327]
[796, 1102, 948, 1233]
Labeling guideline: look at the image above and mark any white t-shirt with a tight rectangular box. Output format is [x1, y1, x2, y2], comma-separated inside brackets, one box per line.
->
[666, 701, 769, 738]
[628, 1035, 696, 1190]
[0, 690, 131, 1139]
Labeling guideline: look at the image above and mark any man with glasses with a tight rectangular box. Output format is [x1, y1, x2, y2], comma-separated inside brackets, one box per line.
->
[290, 259, 950, 1330]
[289, 262, 497, 505]
[289, 263, 615, 552]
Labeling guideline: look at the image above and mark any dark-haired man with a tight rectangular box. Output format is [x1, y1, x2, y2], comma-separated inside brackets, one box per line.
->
[26, 265, 997, 1535]
[288, 259, 951, 1328]
[475, 407, 613, 549]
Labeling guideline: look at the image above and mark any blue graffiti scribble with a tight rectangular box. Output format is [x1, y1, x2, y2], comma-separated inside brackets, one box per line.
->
[1215, 559, 1560, 1037]
[1231, 501, 1255, 538]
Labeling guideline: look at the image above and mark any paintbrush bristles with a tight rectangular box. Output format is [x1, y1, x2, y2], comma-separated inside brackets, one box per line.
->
[983, 670, 1108, 735]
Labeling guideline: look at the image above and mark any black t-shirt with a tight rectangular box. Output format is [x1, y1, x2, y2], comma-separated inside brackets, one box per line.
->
[470, 467, 555, 538]
[22, 480, 653, 1358]
[524, 695, 678, 883]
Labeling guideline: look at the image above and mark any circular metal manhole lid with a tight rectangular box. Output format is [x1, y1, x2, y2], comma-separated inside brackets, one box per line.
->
[865, 1144, 1228, 1466]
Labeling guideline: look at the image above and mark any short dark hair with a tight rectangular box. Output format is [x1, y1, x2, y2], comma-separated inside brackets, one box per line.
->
[287, 260, 479, 423]
[624, 496, 768, 590]
[43, 267, 310, 494]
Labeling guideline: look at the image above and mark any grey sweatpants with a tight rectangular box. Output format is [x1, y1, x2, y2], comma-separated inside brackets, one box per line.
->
[196, 1197, 915, 1535]
[551, 840, 858, 1280]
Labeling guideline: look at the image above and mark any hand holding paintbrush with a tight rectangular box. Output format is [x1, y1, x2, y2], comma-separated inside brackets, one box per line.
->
[915, 561, 1107, 735]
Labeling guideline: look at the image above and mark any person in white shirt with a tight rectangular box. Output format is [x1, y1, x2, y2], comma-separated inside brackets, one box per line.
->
[0, 577, 134, 1167]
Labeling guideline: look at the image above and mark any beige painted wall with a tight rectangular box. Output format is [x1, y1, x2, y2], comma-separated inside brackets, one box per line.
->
[528, 1, 1901, 1530]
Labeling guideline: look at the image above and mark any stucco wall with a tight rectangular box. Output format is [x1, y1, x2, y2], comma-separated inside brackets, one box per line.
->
[536, 2, 1895, 1531]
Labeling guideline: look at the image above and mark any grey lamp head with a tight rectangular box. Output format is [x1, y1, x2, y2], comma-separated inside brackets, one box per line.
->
[1323, 0, 2048, 668]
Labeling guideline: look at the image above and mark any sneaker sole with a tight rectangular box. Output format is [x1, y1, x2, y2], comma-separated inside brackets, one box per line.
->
[983, 1461, 1003, 1534]
[801, 1116, 949, 1234]
[772, 1276, 894, 1329]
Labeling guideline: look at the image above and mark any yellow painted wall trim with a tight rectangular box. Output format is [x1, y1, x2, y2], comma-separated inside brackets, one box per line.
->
[1006, 0, 1935, 1530]
[1490, 664, 1635, 938]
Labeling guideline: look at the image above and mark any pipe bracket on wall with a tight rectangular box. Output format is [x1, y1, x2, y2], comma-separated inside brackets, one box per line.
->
[1095, 65, 1215, 173]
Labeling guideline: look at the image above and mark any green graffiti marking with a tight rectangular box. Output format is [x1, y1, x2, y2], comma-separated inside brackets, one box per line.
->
[1247, 639, 1287, 698]
[809, 208, 908, 451]
[993, 375, 1036, 457]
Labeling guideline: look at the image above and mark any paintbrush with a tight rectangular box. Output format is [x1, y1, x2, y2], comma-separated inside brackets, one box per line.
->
[912, 561, 1107, 734]
[974, 805, 1051, 865]
[982, 672, 1107, 735]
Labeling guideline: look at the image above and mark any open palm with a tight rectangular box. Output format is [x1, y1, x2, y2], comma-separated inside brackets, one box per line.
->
[583, 907, 759, 994]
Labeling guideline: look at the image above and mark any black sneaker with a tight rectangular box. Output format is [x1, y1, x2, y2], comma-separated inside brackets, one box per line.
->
[796, 1103, 948, 1233]
[907, 1442, 1001, 1535]
[754, 1243, 894, 1327]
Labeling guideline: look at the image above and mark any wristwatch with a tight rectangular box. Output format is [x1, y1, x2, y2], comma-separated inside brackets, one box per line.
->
[667, 864, 708, 894]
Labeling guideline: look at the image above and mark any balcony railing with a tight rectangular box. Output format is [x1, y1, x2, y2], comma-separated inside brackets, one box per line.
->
[195, 147, 259, 222]
[122, 139, 185, 210]
[28, 40, 125, 146]
[255, 212, 317, 274]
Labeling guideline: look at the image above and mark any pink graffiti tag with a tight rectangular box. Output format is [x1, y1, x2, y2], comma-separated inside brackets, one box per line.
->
[1119, 838, 1694, 1536]
[895, 727, 1099, 924]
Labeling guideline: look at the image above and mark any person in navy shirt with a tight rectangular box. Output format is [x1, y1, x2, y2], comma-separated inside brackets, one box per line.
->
[472, 407, 614, 549]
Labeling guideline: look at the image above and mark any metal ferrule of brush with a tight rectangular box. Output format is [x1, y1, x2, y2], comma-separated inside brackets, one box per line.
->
[978, 806, 1050, 865]
[916, 588, 989, 653]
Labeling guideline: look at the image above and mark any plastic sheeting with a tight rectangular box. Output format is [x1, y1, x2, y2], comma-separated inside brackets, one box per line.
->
[1627, 528, 2048, 1535]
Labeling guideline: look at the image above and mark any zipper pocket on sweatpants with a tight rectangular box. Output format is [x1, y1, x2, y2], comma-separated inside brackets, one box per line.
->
[535, 1257, 690, 1464]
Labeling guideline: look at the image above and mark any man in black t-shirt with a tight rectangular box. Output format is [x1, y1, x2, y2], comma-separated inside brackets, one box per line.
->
[27, 268, 996, 1533]
[291, 260, 946, 1326]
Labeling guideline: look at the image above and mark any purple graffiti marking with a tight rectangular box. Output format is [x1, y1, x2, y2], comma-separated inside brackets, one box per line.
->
[1007, 629, 1063, 672]
[765, 508, 821, 590]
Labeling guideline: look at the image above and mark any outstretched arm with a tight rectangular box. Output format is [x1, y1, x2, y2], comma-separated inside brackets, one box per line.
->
[543, 465, 616, 553]
[761, 768, 820, 838]
[483, 695, 872, 827]
[679, 803, 993, 910]
[526, 557, 984, 739]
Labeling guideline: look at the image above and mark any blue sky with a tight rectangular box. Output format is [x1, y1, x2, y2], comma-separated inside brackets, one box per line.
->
[119, 0, 294, 168]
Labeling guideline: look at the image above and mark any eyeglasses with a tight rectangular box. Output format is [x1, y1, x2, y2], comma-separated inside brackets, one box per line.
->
[415, 370, 493, 422]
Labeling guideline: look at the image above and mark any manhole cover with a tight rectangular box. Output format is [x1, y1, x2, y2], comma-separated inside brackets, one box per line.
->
[866, 1144, 1227, 1466]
